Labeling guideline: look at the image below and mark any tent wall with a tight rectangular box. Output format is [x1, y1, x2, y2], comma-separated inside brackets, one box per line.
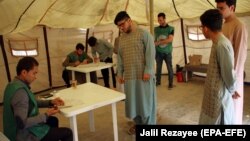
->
[184, 18, 212, 65]
[2, 26, 50, 92]
[170, 19, 186, 70]
[0, 44, 9, 102]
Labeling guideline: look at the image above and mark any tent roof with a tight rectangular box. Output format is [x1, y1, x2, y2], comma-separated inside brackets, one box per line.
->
[1, 0, 250, 34]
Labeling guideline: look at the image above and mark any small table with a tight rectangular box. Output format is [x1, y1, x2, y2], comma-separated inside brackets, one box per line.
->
[66, 62, 114, 82]
[184, 64, 208, 82]
[57, 82, 125, 141]
[65, 63, 116, 133]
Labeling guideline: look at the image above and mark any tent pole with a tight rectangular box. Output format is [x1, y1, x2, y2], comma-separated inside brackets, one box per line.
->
[149, 0, 154, 35]
[180, 18, 187, 64]
[42, 26, 52, 88]
[85, 28, 90, 53]
[0, 35, 11, 82]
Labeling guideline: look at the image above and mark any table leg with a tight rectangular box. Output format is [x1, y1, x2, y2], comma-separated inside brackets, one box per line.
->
[88, 110, 95, 132]
[109, 67, 112, 87]
[86, 72, 91, 82]
[86, 72, 95, 132]
[111, 103, 118, 141]
[185, 70, 188, 82]
[69, 116, 78, 141]
[71, 71, 75, 80]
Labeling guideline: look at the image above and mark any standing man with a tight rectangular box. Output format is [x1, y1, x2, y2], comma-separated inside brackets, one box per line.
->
[154, 12, 175, 89]
[87, 36, 116, 88]
[216, 0, 248, 124]
[3, 57, 73, 141]
[63, 43, 97, 86]
[199, 9, 236, 124]
[114, 11, 157, 134]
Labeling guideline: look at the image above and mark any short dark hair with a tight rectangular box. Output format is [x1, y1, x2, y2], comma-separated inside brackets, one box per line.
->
[16, 57, 39, 75]
[158, 12, 166, 19]
[114, 11, 130, 25]
[200, 9, 223, 32]
[76, 43, 84, 50]
[215, 0, 236, 8]
[87, 36, 97, 47]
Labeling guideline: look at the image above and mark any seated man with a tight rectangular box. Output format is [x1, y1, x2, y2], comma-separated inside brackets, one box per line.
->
[62, 43, 97, 86]
[3, 56, 73, 141]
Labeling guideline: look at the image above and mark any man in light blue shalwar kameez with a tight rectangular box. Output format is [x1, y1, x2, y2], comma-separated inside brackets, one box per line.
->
[114, 11, 157, 133]
[199, 9, 236, 125]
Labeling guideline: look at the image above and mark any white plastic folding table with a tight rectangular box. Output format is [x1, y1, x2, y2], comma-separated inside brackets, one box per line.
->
[57, 82, 125, 141]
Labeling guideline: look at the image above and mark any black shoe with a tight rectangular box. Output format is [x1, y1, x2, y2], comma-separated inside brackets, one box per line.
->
[168, 84, 175, 89]
[156, 82, 161, 86]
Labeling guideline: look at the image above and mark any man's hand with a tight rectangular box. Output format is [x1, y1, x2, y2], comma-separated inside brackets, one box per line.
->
[51, 97, 64, 106]
[154, 41, 160, 46]
[82, 59, 88, 64]
[143, 73, 150, 81]
[94, 58, 99, 63]
[232, 91, 240, 99]
[117, 76, 125, 84]
[46, 107, 60, 116]
[74, 61, 81, 67]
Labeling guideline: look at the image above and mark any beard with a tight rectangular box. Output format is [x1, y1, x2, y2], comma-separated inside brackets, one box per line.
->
[125, 25, 132, 33]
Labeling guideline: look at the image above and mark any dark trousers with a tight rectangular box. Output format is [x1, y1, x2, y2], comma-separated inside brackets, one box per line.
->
[62, 69, 71, 88]
[41, 116, 73, 141]
[101, 57, 116, 88]
[155, 52, 174, 85]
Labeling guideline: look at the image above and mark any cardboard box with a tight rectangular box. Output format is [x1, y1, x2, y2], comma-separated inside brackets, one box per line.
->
[188, 54, 202, 66]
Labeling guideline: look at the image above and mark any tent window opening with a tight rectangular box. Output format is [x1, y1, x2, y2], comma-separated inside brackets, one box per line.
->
[8, 39, 38, 57]
[186, 25, 206, 41]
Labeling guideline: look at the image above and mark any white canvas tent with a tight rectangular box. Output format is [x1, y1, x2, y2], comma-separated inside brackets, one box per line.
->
[1, 0, 250, 34]
[0, 0, 250, 102]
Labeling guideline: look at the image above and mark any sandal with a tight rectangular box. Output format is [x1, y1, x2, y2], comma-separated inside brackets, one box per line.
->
[127, 125, 136, 135]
